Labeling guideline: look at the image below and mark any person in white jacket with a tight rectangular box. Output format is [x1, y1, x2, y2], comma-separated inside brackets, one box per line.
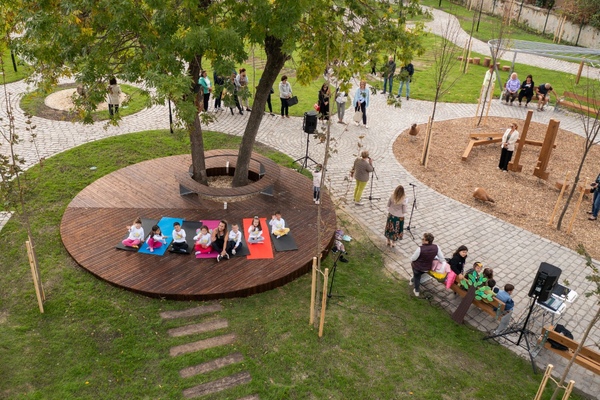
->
[498, 122, 520, 171]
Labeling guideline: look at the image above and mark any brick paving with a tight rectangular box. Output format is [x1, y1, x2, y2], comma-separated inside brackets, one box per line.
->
[2, 16, 599, 396]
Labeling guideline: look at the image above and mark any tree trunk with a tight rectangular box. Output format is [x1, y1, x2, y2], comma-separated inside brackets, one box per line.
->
[452, 285, 476, 324]
[556, 144, 591, 230]
[190, 113, 208, 184]
[232, 35, 288, 187]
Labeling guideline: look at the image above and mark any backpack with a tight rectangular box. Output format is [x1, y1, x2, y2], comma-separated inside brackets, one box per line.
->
[547, 324, 573, 351]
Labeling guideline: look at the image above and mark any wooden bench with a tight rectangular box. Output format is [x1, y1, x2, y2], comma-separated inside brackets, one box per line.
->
[541, 325, 600, 375]
[427, 272, 506, 319]
[559, 91, 600, 115]
[449, 282, 506, 319]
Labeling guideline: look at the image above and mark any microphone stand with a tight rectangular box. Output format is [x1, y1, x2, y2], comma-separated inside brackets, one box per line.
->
[368, 160, 380, 202]
[406, 183, 417, 239]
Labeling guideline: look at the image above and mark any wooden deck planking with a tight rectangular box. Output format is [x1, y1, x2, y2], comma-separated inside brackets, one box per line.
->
[60, 157, 336, 300]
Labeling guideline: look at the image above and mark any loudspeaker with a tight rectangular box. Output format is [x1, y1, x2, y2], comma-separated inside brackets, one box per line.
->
[528, 262, 561, 302]
[303, 110, 318, 134]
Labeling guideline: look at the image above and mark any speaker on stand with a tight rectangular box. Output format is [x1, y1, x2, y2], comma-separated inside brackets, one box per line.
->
[294, 111, 319, 171]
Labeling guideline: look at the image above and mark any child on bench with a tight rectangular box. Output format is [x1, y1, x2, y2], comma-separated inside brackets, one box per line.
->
[122, 217, 144, 249]
[270, 211, 290, 239]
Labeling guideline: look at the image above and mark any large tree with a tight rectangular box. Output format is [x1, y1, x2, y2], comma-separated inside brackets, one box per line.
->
[15, 0, 424, 187]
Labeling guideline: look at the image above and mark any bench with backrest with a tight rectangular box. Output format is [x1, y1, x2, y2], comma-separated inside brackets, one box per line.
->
[541, 325, 600, 375]
[428, 271, 506, 319]
[560, 91, 600, 115]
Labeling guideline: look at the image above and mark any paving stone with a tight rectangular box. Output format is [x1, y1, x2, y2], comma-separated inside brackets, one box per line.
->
[168, 318, 229, 337]
[160, 304, 223, 320]
[179, 352, 244, 378]
[170, 333, 236, 357]
[182, 371, 251, 399]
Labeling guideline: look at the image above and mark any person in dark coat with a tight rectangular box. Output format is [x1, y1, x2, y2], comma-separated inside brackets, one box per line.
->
[318, 83, 331, 121]
[410, 232, 444, 297]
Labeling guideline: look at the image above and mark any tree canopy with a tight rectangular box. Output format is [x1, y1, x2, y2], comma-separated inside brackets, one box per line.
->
[13, 0, 425, 185]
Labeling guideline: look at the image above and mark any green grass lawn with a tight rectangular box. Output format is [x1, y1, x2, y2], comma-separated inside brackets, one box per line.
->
[19, 83, 151, 121]
[0, 130, 580, 399]
[366, 32, 596, 104]
[419, 0, 559, 44]
[1, 49, 31, 83]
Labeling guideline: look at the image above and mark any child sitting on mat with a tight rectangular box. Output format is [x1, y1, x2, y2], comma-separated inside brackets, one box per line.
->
[193, 225, 213, 255]
[270, 211, 290, 239]
[146, 225, 166, 253]
[227, 223, 243, 255]
[248, 216, 265, 244]
[122, 217, 144, 249]
[171, 222, 188, 253]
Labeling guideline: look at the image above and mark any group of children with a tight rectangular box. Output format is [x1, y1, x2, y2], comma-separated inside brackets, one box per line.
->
[121, 212, 292, 261]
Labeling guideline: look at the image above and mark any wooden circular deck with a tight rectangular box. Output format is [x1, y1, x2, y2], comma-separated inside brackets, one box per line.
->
[60, 153, 336, 300]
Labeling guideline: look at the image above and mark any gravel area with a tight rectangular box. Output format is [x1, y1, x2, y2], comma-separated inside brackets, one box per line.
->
[394, 116, 600, 260]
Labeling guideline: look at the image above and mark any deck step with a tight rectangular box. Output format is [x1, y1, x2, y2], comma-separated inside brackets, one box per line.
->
[170, 333, 236, 357]
[179, 352, 244, 378]
[168, 318, 228, 337]
[182, 371, 251, 398]
[160, 304, 223, 320]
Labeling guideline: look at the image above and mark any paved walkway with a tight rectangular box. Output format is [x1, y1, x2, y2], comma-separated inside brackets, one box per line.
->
[2, 16, 599, 397]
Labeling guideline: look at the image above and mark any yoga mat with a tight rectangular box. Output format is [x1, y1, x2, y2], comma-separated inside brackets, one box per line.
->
[138, 216, 184, 256]
[195, 220, 221, 259]
[116, 218, 157, 252]
[171, 220, 202, 255]
[271, 231, 298, 252]
[243, 218, 274, 259]
[228, 222, 250, 257]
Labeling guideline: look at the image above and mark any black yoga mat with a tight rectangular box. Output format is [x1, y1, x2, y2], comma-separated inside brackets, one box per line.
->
[116, 218, 158, 252]
[271, 232, 298, 252]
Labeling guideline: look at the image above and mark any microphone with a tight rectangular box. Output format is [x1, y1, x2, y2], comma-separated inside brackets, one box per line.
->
[409, 183, 416, 186]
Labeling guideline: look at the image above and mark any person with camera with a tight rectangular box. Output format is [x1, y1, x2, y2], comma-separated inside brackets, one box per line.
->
[350, 151, 374, 206]
[588, 173, 600, 221]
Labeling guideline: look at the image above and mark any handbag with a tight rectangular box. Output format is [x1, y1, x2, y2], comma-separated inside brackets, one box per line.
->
[353, 110, 363, 122]
[314, 103, 320, 112]
[288, 96, 299, 106]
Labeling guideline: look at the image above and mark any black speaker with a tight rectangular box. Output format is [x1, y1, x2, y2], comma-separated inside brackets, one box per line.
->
[528, 262, 561, 302]
[303, 110, 318, 134]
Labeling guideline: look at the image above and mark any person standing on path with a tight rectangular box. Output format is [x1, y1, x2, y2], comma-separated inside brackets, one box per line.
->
[198, 70, 212, 112]
[410, 232, 444, 297]
[350, 150, 374, 206]
[396, 61, 414, 100]
[279, 75, 292, 118]
[318, 82, 331, 122]
[384, 185, 407, 246]
[335, 87, 348, 124]
[481, 64, 497, 103]
[588, 172, 600, 221]
[381, 55, 396, 95]
[235, 68, 251, 112]
[352, 80, 370, 129]
[498, 122, 519, 171]
[107, 77, 122, 116]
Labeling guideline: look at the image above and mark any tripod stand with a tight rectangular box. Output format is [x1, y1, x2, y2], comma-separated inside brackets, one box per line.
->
[294, 132, 318, 171]
[483, 295, 539, 373]
[327, 250, 345, 300]
[367, 165, 380, 202]
[405, 183, 417, 239]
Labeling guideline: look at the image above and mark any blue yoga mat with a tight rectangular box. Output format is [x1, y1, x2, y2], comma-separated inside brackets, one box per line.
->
[138, 216, 184, 256]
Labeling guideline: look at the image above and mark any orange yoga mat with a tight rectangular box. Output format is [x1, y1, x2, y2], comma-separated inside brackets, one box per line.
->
[243, 218, 274, 259]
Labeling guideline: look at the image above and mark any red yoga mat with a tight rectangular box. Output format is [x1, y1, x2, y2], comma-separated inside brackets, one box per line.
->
[243, 218, 274, 259]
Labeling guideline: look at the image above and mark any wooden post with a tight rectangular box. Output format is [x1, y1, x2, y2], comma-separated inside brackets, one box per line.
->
[309, 257, 317, 325]
[562, 380, 575, 399]
[533, 119, 560, 180]
[318, 267, 329, 337]
[465, 41, 473, 73]
[509, 110, 533, 172]
[567, 177, 588, 234]
[534, 364, 553, 400]
[575, 61, 584, 85]
[26, 240, 45, 313]
[484, 81, 495, 125]
[549, 171, 570, 226]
